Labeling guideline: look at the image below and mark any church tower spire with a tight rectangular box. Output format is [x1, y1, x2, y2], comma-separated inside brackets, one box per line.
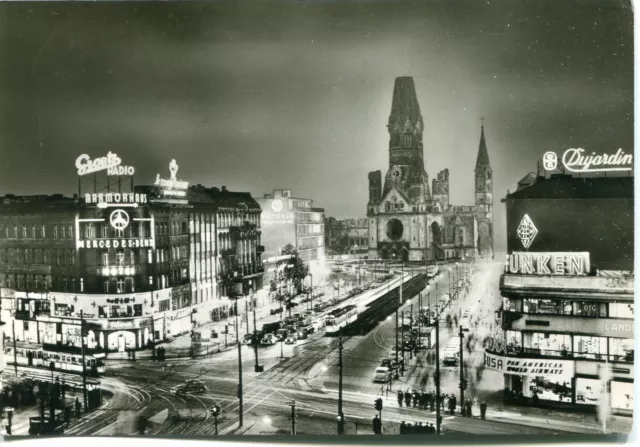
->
[474, 120, 493, 258]
[383, 77, 429, 203]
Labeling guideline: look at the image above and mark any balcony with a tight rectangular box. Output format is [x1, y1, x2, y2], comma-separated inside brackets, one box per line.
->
[486, 345, 634, 364]
[504, 311, 634, 339]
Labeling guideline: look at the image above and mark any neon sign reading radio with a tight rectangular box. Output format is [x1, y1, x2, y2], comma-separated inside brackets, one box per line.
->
[543, 148, 633, 173]
[76, 152, 135, 176]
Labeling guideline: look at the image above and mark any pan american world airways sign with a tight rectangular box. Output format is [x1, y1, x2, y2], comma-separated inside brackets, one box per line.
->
[484, 351, 574, 377]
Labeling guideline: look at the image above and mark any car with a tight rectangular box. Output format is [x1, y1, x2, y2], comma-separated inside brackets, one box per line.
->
[276, 328, 288, 341]
[171, 379, 208, 395]
[285, 336, 297, 345]
[242, 334, 254, 345]
[297, 330, 308, 340]
[373, 366, 391, 383]
[261, 334, 277, 346]
[380, 358, 397, 370]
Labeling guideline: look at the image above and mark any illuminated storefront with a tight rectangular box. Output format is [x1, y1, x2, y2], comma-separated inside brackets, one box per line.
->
[490, 173, 634, 415]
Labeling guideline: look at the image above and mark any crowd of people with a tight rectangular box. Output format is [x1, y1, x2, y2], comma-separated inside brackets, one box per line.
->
[395, 388, 488, 419]
[399, 420, 438, 434]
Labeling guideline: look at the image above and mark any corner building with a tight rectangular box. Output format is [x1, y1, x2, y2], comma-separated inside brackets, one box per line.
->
[487, 174, 634, 415]
[0, 186, 263, 355]
[367, 77, 494, 262]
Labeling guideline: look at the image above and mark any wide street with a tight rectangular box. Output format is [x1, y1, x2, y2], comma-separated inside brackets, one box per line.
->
[47, 259, 618, 437]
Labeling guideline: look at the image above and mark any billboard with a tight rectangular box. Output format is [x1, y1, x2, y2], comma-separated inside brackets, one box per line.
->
[258, 197, 296, 259]
[506, 198, 633, 271]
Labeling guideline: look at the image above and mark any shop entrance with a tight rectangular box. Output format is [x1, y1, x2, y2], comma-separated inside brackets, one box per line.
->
[108, 330, 137, 351]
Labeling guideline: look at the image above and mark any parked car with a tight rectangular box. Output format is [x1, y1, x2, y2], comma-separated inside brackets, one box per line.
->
[261, 334, 277, 346]
[296, 330, 308, 340]
[285, 336, 297, 345]
[373, 367, 391, 383]
[242, 334, 254, 345]
[275, 328, 288, 341]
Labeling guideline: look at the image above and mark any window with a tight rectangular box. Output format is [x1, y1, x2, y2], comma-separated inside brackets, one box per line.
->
[53, 225, 59, 238]
[80, 277, 84, 292]
[503, 297, 521, 312]
[56, 249, 62, 265]
[61, 225, 66, 238]
[116, 251, 125, 266]
[610, 338, 633, 361]
[23, 321, 29, 331]
[31, 225, 36, 238]
[41, 225, 46, 238]
[102, 252, 109, 266]
[13, 225, 18, 238]
[523, 298, 571, 315]
[574, 335, 608, 359]
[34, 275, 40, 289]
[3, 225, 8, 238]
[68, 249, 75, 265]
[102, 224, 109, 238]
[128, 277, 135, 292]
[0, 249, 5, 263]
[22, 225, 27, 238]
[25, 248, 33, 264]
[62, 277, 68, 292]
[103, 280, 110, 294]
[116, 278, 125, 294]
[67, 224, 73, 238]
[574, 301, 607, 317]
[148, 249, 153, 264]
[609, 302, 634, 319]
[129, 251, 135, 265]
[16, 248, 23, 264]
[148, 276, 153, 286]
[523, 332, 571, 356]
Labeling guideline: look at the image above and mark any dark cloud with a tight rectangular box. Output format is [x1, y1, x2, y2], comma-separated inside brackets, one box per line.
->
[0, 0, 633, 252]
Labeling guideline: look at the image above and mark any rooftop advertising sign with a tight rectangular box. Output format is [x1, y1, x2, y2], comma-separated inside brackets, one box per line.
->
[505, 252, 590, 276]
[262, 198, 294, 225]
[155, 159, 189, 197]
[543, 148, 633, 174]
[76, 152, 135, 176]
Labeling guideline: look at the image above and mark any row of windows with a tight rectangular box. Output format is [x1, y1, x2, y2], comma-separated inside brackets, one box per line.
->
[503, 297, 634, 319]
[505, 330, 634, 361]
[0, 224, 73, 239]
[217, 212, 259, 229]
[156, 222, 188, 237]
[80, 223, 148, 239]
[0, 248, 75, 266]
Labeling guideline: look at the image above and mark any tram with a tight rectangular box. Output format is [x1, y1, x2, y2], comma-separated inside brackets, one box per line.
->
[324, 304, 358, 334]
[4, 342, 106, 377]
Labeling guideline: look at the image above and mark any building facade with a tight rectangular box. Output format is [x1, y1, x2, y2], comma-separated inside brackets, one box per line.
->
[0, 181, 263, 355]
[366, 77, 493, 262]
[487, 174, 634, 415]
[324, 217, 368, 257]
[256, 189, 325, 274]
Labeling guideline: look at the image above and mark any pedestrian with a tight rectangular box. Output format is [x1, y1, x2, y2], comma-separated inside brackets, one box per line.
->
[450, 395, 457, 415]
[412, 390, 419, 408]
[420, 390, 427, 409]
[466, 400, 472, 418]
[429, 392, 435, 411]
[75, 397, 82, 419]
[372, 414, 382, 435]
[480, 401, 487, 420]
[397, 390, 403, 407]
[404, 389, 412, 407]
[64, 406, 71, 427]
[416, 422, 424, 434]
[399, 421, 407, 435]
[440, 393, 446, 411]
[437, 415, 443, 430]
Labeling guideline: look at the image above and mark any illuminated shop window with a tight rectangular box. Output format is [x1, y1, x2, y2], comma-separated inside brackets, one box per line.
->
[609, 302, 634, 319]
[502, 297, 521, 312]
[610, 338, 634, 361]
[574, 335, 607, 359]
[523, 298, 572, 315]
[148, 249, 153, 263]
[523, 332, 571, 356]
[574, 301, 608, 317]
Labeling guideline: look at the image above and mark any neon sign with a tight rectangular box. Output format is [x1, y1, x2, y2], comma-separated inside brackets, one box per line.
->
[155, 159, 189, 196]
[76, 152, 135, 176]
[85, 193, 148, 207]
[543, 148, 633, 173]
[505, 252, 590, 276]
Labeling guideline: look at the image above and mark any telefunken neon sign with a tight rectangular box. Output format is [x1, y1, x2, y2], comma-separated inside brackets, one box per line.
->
[76, 152, 135, 176]
[543, 148, 633, 173]
[505, 252, 590, 276]
[155, 159, 189, 197]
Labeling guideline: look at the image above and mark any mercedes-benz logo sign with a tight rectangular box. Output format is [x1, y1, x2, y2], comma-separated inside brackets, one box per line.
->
[271, 199, 284, 213]
[110, 209, 130, 231]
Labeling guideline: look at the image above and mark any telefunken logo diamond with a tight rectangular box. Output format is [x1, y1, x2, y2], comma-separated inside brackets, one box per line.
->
[517, 214, 538, 249]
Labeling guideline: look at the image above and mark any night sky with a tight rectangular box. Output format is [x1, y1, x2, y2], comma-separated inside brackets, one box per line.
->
[0, 0, 633, 252]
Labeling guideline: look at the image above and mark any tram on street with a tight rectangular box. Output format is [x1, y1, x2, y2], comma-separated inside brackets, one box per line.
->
[4, 342, 106, 377]
[324, 304, 358, 334]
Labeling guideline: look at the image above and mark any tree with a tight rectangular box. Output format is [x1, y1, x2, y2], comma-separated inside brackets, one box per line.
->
[275, 244, 309, 317]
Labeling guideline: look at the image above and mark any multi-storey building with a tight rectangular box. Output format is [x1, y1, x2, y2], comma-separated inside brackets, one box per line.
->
[486, 173, 634, 415]
[256, 189, 325, 275]
[324, 217, 368, 257]
[366, 77, 493, 262]
[0, 179, 263, 355]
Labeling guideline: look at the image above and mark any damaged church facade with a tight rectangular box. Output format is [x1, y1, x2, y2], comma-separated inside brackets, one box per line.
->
[367, 77, 494, 262]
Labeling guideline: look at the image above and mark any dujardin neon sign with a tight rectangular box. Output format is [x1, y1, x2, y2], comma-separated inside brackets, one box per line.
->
[155, 159, 189, 197]
[76, 152, 135, 176]
[543, 148, 633, 173]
